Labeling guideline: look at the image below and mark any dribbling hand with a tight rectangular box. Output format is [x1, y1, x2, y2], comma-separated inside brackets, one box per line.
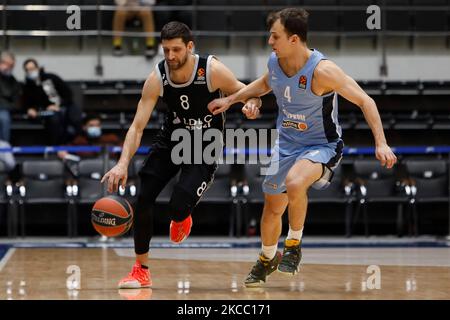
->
[101, 163, 128, 193]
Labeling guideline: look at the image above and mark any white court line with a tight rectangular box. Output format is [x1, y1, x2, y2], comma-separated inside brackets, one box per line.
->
[0, 248, 16, 273]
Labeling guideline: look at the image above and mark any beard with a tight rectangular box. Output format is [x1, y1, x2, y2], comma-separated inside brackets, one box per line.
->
[166, 53, 189, 71]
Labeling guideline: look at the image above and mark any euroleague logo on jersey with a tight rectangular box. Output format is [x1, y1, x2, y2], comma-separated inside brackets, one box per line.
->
[299, 75, 307, 90]
[197, 68, 206, 80]
[194, 67, 206, 84]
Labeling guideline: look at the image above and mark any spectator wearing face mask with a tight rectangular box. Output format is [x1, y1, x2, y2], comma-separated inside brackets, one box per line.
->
[0, 51, 21, 142]
[57, 114, 122, 160]
[22, 58, 82, 145]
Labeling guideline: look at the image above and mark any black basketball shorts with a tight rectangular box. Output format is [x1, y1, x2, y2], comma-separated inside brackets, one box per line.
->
[138, 145, 217, 206]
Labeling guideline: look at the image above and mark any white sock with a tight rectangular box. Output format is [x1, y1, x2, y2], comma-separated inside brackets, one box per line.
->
[287, 226, 303, 241]
[261, 244, 278, 260]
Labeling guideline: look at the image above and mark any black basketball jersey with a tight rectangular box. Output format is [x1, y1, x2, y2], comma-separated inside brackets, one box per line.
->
[154, 54, 225, 147]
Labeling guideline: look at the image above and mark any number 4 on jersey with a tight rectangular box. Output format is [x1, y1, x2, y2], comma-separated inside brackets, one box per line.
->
[284, 86, 292, 103]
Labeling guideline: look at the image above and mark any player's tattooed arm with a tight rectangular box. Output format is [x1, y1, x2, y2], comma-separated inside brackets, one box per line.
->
[101, 71, 160, 193]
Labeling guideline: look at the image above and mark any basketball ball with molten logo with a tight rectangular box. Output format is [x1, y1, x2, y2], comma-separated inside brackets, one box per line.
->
[91, 195, 133, 237]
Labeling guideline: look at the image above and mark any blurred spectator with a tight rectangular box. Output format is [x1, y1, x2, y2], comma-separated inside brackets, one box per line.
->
[113, 0, 157, 59]
[57, 113, 122, 161]
[0, 51, 21, 142]
[22, 58, 82, 145]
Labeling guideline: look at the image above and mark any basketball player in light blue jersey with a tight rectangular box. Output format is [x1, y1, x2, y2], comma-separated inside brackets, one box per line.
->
[208, 8, 397, 287]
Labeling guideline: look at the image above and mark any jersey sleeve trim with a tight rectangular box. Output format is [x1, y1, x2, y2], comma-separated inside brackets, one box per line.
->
[206, 55, 215, 93]
[155, 63, 164, 97]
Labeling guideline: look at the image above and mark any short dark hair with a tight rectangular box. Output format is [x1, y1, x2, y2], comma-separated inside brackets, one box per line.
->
[267, 8, 309, 42]
[23, 58, 38, 69]
[161, 21, 193, 45]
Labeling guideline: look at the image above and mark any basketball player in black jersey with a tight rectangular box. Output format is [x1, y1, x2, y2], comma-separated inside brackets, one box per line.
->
[101, 21, 261, 289]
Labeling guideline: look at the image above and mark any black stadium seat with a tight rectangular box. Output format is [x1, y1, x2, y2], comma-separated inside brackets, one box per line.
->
[404, 159, 449, 236]
[77, 158, 116, 204]
[44, 0, 83, 31]
[196, 0, 229, 32]
[340, 0, 379, 32]
[0, 161, 15, 237]
[19, 160, 73, 236]
[412, 0, 448, 32]
[303, 0, 339, 32]
[229, 0, 265, 32]
[352, 159, 409, 237]
[385, 0, 412, 32]
[308, 166, 355, 237]
[6, 0, 45, 31]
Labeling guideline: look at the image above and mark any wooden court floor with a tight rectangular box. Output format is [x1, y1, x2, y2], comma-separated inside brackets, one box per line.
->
[1, 246, 450, 300]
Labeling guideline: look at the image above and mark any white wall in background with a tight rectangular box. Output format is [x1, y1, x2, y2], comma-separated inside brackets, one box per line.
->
[12, 52, 450, 82]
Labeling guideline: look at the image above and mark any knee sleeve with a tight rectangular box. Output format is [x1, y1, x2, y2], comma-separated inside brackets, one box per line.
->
[168, 186, 196, 222]
[311, 164, 334, 190]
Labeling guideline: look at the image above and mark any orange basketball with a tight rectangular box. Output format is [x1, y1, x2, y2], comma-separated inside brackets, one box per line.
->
[91, 195, 133, 237]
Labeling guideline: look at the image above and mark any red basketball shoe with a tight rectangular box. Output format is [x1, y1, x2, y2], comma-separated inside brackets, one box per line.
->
[170, 215, 193, 244]
[118, 260, 152, 289]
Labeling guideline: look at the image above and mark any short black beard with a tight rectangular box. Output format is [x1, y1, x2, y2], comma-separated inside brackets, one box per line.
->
[167, 53, 189, 71]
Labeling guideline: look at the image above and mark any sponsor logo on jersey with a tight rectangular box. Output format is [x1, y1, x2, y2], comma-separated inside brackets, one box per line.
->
[282, 120, 308, 131]
[299, 75, 307, 90]
[182, 114, 213, 130]
[282, 109, 306, 121]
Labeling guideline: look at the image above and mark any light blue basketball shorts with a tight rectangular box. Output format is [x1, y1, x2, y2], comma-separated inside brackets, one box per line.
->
[262, 139, 344, 194]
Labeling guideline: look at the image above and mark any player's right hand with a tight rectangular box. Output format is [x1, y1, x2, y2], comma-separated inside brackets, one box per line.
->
[101, 163, 128, 193]
[242, 99, 260, 119]
[207, 97, 232, 115]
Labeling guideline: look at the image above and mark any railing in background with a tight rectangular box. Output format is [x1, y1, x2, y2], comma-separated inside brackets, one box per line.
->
[1, 3, 450, 75]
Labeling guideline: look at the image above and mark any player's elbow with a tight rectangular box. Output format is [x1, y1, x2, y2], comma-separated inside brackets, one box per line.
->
[358, 96, 376, 111]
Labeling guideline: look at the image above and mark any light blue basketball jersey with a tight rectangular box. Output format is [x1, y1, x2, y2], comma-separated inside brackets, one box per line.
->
[267, 49, 342, 156]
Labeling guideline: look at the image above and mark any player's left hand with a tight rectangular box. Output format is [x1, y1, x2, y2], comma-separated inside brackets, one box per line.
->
[375, 143, 397, 169]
